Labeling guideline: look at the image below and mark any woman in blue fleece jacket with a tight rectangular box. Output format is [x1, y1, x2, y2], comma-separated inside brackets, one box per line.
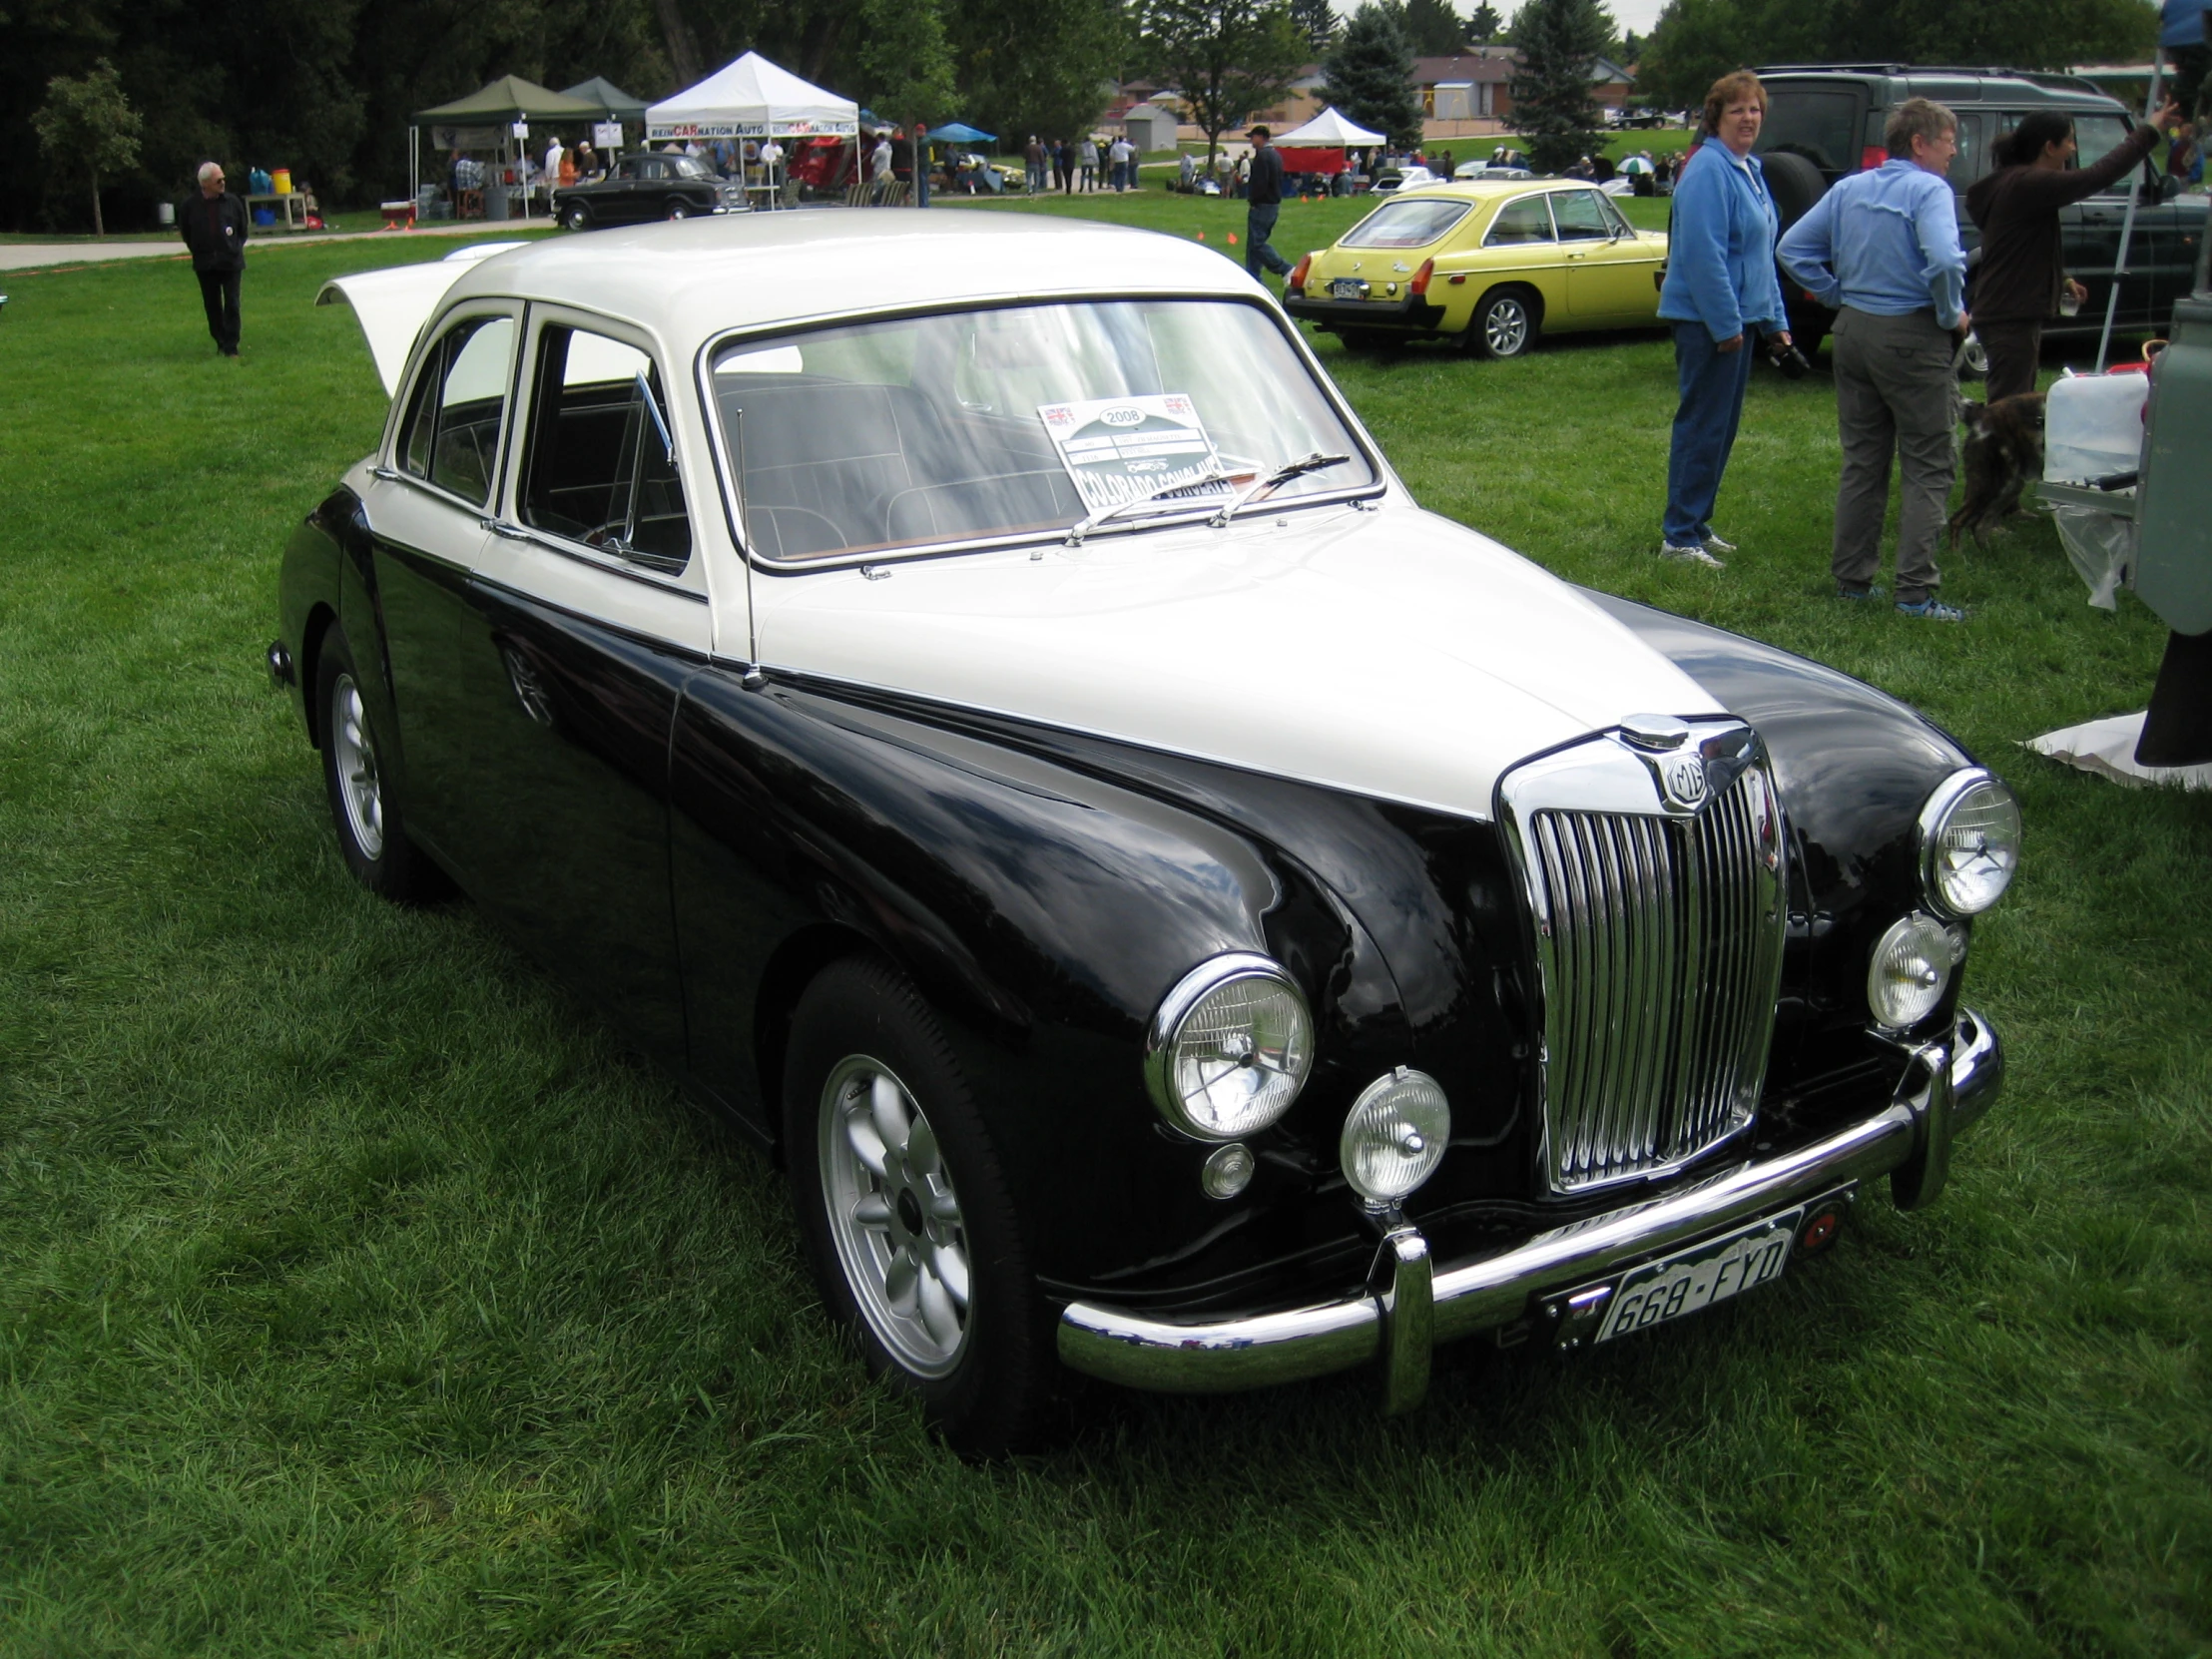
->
[1654, 71, 1792, 565]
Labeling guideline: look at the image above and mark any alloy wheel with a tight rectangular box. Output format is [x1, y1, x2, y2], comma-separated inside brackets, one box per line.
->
[819, 1054, 972, 1378]
[1483, 295, 1529, 357]
[328, 672, 384, 860]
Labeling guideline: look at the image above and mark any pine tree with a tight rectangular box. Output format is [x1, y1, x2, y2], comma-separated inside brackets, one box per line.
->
[1291, 0, 1340, 51]
[1319, 4, 1423, 146]
[1466, 1, 1502, 42]
[1508, 0, 1610, 174]
[1403, 0, 1466, 55]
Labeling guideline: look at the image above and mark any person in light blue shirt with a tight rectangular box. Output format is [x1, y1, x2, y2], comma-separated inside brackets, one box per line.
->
[1778, 98, 1970, 620]
[1654, 71, 1793, 566]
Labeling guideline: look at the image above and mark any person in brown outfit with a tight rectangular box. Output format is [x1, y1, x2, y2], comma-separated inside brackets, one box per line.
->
[1964, 97, 2178, 401]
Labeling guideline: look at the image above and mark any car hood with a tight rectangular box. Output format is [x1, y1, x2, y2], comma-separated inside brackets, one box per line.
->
[750, 503, 1722, 821]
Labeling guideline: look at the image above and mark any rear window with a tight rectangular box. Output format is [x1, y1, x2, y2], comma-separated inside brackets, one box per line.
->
[1343, 199, 1472, 248]
[1758, 89, 1862, 174]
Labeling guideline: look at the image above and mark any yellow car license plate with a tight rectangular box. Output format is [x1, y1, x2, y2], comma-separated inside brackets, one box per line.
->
[1331, 277, 1368, 299]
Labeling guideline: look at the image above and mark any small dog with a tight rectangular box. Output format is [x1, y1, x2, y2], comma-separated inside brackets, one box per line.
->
[1948, 392, 2045, 550]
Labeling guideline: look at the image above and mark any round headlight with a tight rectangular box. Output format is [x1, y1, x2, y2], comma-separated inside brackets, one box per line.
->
[1868, 912, 1963, 1030]
[1144, 954, 1314, 1141]
[1340, 1068, 1450, 1205]
[1920, 770, 2021, 916]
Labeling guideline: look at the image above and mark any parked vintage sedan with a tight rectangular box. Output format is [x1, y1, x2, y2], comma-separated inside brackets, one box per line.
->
[283, 215, 2013, 1454]
[554, 150, 746, 230]
[1286, 179, 1670, 357]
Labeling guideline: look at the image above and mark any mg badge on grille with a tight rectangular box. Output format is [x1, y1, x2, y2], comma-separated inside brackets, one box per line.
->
[1662, 755, 1708, 808]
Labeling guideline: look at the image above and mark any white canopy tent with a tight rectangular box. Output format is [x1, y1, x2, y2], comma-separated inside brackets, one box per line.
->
[647, 52, 859, 140]
[1273, 106, 1387, 148]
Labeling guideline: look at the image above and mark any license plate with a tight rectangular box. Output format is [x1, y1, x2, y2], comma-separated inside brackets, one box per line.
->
[1331, 277, 1368, 299]
[1593, 1206, 1804, 1343]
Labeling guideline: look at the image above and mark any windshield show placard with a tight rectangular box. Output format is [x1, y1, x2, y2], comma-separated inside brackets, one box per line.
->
[1037, 394, 1234, 513]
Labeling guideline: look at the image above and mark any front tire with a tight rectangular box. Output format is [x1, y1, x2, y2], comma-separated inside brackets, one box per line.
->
[785, 956, 1052, 1456]
[561, 200, 591, 232]
[314, 626, 442, 901]
[666, 198, 692, 221]
[1473, 287, 1538, 358]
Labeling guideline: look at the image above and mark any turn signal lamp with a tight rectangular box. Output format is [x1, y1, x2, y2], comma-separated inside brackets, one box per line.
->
[1410, 258, 1435, 298]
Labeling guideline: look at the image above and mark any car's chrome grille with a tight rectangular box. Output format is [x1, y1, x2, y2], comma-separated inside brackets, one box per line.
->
[1500, 727, 1788, 1195]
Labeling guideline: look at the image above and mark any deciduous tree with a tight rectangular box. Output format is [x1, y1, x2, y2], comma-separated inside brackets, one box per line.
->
[1143, 0, 1310, 174]
[33, 58, 141, 236]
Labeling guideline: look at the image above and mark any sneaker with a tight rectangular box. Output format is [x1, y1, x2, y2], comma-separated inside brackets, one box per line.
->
[1895, 597, 1964, 621]
[1661, 542, 1726, 568]
[1836, 583, 1884, 601]
[1702, 533, 1738, 554]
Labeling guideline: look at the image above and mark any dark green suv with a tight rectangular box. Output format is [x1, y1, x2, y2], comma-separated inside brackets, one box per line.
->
[1750, 65, 2204, 351]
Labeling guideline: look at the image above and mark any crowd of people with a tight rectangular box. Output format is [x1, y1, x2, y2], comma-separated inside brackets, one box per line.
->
[1657, 68, 2191, 624]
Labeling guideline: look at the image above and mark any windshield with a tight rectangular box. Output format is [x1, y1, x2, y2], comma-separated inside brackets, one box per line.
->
[1344, 198, 1472, 247]
[711, 300, 1377, 562]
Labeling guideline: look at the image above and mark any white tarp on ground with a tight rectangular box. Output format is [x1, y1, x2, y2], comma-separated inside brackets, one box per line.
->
[1273, 106, 1387, 147]
[647, 52, 859, 139]
[2024, 711, 2212, 791]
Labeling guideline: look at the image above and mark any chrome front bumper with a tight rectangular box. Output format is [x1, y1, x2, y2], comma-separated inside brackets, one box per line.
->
[1058, 1007, 2001, 1408]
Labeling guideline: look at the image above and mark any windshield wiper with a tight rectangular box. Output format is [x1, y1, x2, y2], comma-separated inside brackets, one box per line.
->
[1064, 470, 1233, 546]
[1208, 452, 1353, 527]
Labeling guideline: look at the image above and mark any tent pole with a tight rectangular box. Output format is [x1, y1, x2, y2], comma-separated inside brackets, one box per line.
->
[409, 125, 419, 209]
[2096, 47, 2166, 371]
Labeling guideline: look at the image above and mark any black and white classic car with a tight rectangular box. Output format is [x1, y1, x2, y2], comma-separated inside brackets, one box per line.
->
[277, 217, 2017, 1452]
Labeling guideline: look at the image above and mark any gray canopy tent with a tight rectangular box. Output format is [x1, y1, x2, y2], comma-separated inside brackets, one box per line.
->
[562, 77, 650, 153]
[411, 75, 611, 221]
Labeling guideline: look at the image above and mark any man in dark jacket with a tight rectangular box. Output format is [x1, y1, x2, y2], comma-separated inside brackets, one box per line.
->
[1964, 97, 2176, 401]
[1243, 125, 1295, 281]
[179, 161, 249, 357]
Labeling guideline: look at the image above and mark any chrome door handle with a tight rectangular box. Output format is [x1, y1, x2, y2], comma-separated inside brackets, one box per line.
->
[372, 466, 403, 483]
[483, 520, 532, 540]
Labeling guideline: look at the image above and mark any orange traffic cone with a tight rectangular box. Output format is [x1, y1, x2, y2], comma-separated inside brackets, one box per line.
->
[1196, 231, 1206, 241]
[1228, 232, 1239, 245]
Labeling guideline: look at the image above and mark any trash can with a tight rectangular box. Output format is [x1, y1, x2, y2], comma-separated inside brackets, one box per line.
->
[485, 183, 509, 222]
[156, 202, 175, 226]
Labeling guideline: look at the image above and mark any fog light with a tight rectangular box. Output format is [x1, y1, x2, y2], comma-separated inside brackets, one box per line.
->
[1868, 912, 1959, 1029]
[1341, 1068, 1449, 1205]
[1201, 1142, 1254, 1199]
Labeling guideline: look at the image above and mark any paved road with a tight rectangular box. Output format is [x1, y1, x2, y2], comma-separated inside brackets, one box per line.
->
[0, 220, 549, 274]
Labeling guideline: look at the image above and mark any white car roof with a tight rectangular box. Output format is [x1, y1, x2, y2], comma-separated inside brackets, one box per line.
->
[325, 213, 1269, 397]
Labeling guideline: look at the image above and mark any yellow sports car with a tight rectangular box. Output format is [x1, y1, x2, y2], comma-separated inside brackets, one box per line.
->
[1285, 180, 1669, 358]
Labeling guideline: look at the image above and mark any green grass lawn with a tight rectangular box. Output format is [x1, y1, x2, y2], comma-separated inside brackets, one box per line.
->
[3, 199, 2208, 1657]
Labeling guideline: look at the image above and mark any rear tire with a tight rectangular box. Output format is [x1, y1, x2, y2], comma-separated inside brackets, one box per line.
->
[784, 955, 1053, 1457]
[1473, 287, 1538, 359]
[562, 200, 591, 232]
[666, 198, 692, 221]
[315, 626, 444, 902]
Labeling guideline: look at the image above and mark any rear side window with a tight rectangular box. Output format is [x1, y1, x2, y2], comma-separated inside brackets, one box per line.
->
[1343, 198, 1472, 248]
[2072, 116, 2137, 193]
[1485, 197, 1557, 246]
[518, 324, 691, 573]
[1758, 89, 1862, 174]
[399, 314, 515, 507]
